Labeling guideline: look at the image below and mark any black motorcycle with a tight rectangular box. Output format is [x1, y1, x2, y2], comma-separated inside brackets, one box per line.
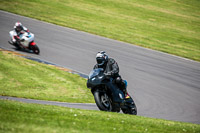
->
[87, 68, 137, 115]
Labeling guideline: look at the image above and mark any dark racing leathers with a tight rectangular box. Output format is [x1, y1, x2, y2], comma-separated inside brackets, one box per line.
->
[93, 58, 126, 94]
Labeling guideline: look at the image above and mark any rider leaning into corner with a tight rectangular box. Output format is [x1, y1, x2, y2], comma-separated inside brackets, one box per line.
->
[94, 51, 130, 99]
[9, 22, 30, 48]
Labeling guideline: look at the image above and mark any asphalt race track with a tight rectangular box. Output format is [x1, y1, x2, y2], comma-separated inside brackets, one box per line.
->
[0, 96, 98, 111]
[0, 10, 200, 124]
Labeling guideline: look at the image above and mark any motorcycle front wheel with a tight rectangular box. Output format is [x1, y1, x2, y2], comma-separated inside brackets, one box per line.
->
[31, 45, 40, 55]
[93, 91, 112, 111]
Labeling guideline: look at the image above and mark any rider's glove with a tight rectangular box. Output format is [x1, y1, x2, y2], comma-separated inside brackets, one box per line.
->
[14, 36, 20, 41]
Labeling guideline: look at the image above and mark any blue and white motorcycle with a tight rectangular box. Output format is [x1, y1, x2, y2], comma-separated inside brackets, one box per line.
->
[9, 30, 40, 54]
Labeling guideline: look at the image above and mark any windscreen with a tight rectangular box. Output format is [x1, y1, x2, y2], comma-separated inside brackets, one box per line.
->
[88, 68, 103, 79]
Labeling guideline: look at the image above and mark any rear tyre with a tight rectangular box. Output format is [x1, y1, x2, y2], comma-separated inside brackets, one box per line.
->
[121, 100, 137, 115]
[94, 91, 112, 111]
[10, 41, 21, 50]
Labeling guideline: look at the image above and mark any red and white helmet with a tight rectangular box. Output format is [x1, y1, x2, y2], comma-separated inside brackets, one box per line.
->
[14, 22, 23, 32]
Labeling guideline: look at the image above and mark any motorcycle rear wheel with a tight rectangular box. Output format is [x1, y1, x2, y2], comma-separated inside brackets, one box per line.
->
[121, 102, 137, 115]
[9, 41, 21, 50]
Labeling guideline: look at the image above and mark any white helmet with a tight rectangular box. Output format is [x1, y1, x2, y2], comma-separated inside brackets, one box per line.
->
[96, 51, 108, 66]
[14, 22, 23, 32]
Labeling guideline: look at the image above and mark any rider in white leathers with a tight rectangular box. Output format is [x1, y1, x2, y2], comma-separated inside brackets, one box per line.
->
[9, 22, 30, 46]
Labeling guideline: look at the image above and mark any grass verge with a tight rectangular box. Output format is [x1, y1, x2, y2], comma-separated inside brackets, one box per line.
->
[0, 99, 200, 133]
[0, 50, 94, 103]
[0, 0, 199, 61]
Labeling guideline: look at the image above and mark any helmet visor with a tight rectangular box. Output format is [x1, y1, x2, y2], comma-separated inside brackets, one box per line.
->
[16, 26, 22, 31]
[96, 57, 105, 65]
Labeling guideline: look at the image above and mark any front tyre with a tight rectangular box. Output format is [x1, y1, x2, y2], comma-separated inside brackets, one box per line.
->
[31, 45, 40, 54]
[94, 91, 112, 111]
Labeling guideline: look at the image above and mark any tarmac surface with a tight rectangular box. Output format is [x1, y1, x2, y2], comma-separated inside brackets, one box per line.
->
[0, 96, 98, 111]
[0, 10, 200, 124]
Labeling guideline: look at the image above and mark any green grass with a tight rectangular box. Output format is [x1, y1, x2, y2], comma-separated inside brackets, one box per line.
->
[0, 100, 199, 133]
[0, 0, 199, 61]
[0, 50, 94, 103]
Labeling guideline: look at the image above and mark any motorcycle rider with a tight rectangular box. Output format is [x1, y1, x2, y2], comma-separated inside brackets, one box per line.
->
[9, 22, 30, 48]
[93, 51, 130, 98]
